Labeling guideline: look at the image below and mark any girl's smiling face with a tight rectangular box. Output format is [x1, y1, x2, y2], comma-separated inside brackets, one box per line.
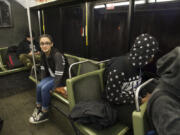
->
[40, 37, 53, 54]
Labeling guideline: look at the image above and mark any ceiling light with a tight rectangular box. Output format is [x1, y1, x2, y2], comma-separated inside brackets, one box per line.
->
[94, 5, 105, 9]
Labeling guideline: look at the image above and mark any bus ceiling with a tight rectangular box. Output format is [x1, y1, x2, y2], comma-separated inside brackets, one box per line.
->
[14, 0, 180, 10]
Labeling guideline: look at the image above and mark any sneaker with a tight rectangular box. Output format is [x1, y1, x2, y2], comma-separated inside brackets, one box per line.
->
[29, 112, 48, 124]
[32, 107, 41, 118]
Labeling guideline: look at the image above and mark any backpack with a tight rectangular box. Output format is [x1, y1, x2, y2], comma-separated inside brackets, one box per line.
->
[6, 46, 23, 69]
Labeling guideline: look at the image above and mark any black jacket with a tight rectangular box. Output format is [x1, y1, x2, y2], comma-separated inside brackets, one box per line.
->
[40, 47, 69, 89]
[103, 55, 157, 105]
[147, 47, 180, 135]
[70, 101, 117, 130]
[17, 39, 40, 56]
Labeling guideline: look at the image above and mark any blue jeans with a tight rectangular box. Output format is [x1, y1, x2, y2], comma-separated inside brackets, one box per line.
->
[36, 77, 54, 110]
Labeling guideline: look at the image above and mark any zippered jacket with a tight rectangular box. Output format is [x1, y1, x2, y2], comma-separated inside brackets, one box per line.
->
[40, 47, 69, 89]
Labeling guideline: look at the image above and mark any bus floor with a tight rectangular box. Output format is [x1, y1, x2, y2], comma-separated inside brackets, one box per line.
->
[0, 89, 66, 135]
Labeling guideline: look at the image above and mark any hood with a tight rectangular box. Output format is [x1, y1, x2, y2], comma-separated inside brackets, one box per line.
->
[128, 33, 159, 68]
[157, 47, 180, 95]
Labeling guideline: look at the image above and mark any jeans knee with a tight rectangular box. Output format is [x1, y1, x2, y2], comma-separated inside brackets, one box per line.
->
[37, 83, 42, 91]
[41, 85, 48, 93]
[41, 85, 52, 95]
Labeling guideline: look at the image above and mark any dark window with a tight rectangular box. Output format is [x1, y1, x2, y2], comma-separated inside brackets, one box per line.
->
[0, 0, 12, 27]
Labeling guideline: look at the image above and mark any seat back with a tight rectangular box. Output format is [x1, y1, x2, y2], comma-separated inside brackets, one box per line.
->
[0, 47, 8, 65]
[67, 69, 104, 110]
[64, 54, 80, 77]
[77, 58, 104, 76]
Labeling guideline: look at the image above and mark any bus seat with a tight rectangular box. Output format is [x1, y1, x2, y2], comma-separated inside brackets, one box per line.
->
[0, 47, 28, 76]
[66, 69, 129, 135]
[51, 58, 104, 121]
[52, 57, 103, 106]
[132, 78, 157, 135]
[50, 62, 103, 134]
[78, 58, 104, 76]
[132, 102, 148, 135]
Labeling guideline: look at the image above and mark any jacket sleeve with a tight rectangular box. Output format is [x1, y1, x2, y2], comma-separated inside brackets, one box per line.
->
[151, 96, 180, 135]
[53, 52, 66, 90]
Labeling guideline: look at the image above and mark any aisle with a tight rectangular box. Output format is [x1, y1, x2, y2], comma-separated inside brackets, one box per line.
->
[0, 90, 66, 135]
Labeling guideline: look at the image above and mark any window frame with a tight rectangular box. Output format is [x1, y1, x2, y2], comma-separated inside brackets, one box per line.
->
[0, 0, 12, 28]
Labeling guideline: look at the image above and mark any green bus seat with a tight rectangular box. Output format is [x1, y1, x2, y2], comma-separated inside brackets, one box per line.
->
[132, 78, 156, 135]
[51, 58, 107, 135]
[133, 103, 148, 135]
[52, 56, 104, 106]
[0, 47, 29, 76]
[78, 58, 104, 76]
[66, 69, 129, 135]
[51, 58, 104, 121]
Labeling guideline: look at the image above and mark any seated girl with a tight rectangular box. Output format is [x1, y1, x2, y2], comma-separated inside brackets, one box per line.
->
[29, 34, 69, 124]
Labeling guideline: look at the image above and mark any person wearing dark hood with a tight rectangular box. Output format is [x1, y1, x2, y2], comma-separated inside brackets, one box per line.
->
[17, 31, 41, 68]
[147, 47, 180, 135]
[104, 33, 159, 127]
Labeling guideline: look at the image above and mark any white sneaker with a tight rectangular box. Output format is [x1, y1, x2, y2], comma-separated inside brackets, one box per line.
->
[29, 112, 48, 124]
[32, 107, 41, 118]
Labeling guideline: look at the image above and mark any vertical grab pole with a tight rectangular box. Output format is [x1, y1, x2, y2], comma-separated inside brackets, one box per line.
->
[85, 2, 88, 47]
[85, 2, 89, 58]
[26, 0, 38, 84]
[42, 10, 45, 34]
[38, 10, 42, 35]
[127, 0, 135, 50]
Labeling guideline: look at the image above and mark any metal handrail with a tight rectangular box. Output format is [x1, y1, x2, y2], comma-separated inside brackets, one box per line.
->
[135, 78, 155, 112]
[68, 60, 89, 78]
[68, 59, 111, 78]
[95, 59, 111, 64]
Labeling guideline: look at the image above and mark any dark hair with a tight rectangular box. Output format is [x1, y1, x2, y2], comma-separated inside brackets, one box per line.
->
[39, 34, 53, 43]
[24, 30, 35, 38]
